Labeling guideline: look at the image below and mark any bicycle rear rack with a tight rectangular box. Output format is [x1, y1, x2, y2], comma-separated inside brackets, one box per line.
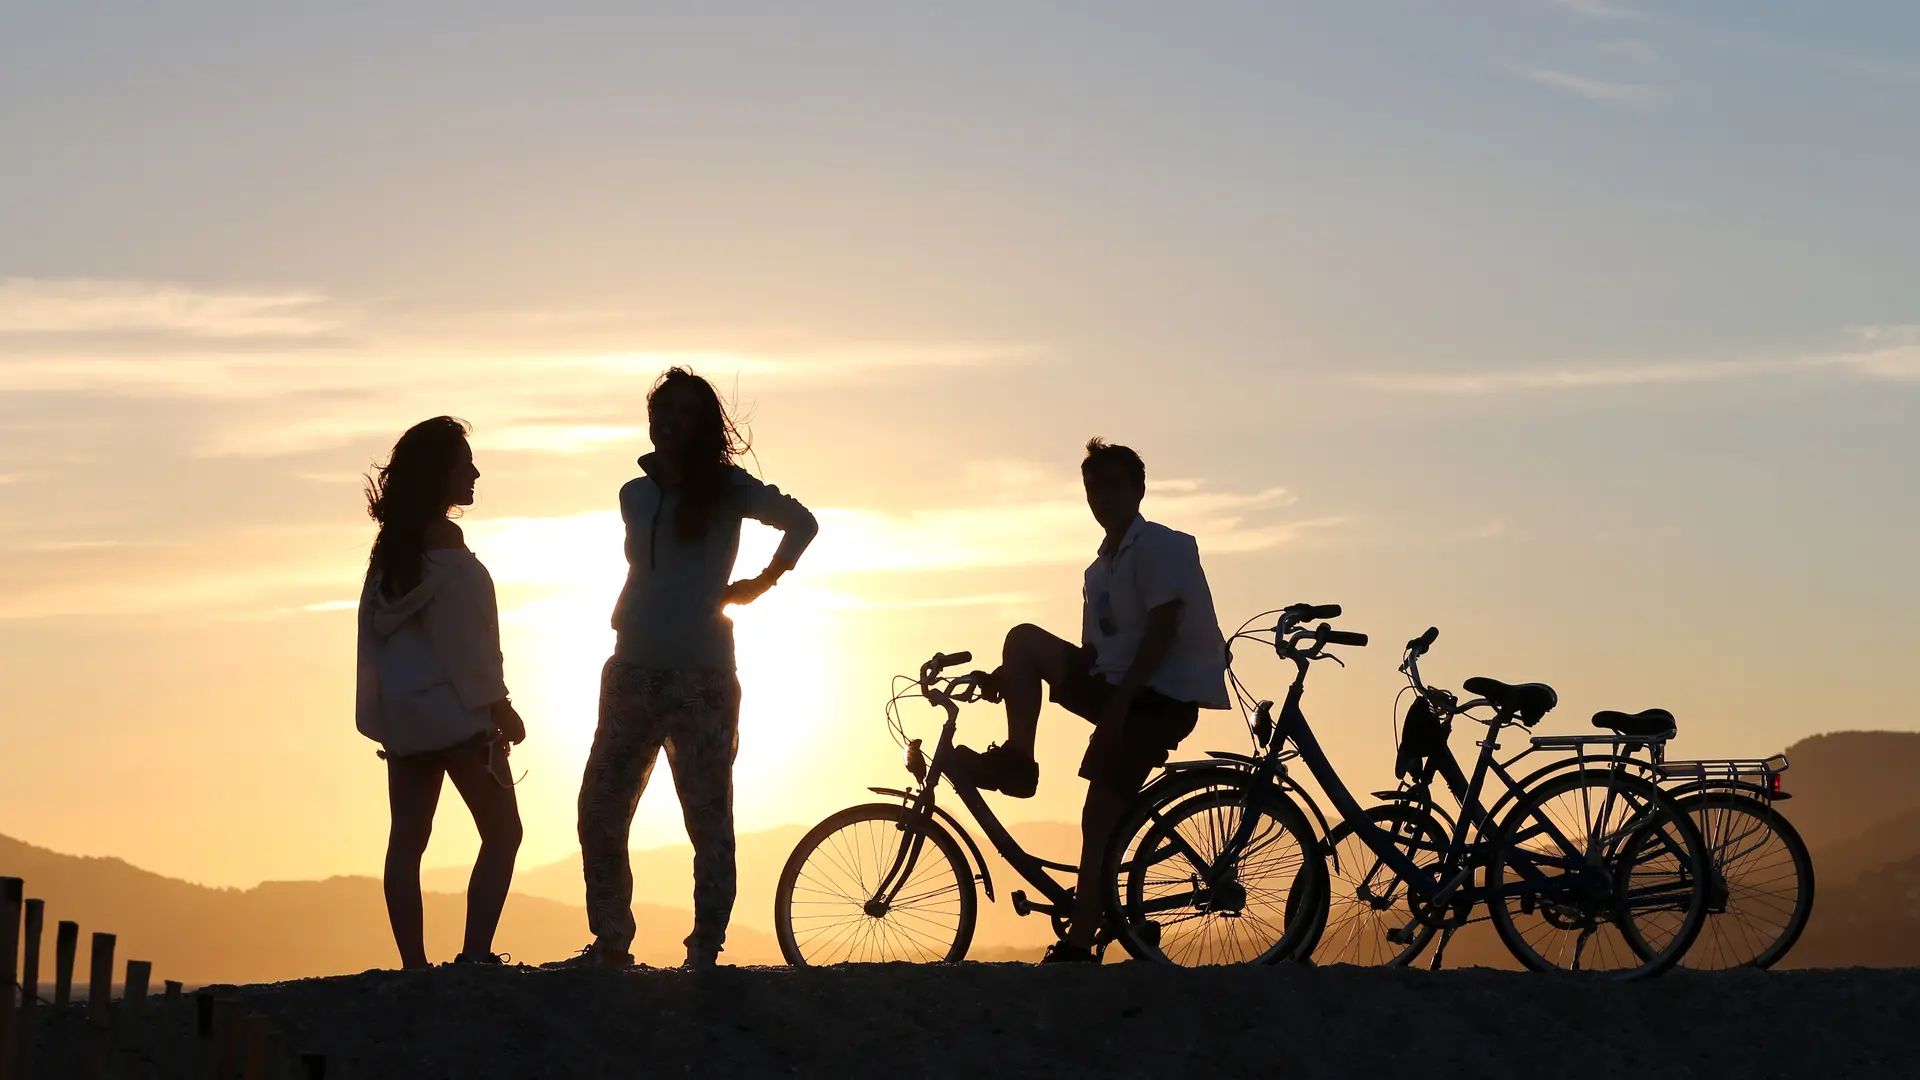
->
[1657, 753, 1790, 784]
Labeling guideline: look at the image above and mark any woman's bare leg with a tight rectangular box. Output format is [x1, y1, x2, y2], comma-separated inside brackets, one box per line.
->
[384, 756, 445, 969]
[447, 747, 523, 959]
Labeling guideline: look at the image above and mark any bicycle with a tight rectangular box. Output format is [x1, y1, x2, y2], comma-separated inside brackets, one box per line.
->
[1389, 649, 1814, 971]
[772, 650, 1132, 964]
[1542, 718, 1815, 971]
[1653, 753, 1814, 969]
[1105, 604, 1713, 979]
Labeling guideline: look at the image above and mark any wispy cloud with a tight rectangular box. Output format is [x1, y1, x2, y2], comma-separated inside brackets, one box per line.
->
[1598, 39, 1658, 64]
[0, 278, 338, 338]
[1357, 330, 1920, 395]
[1546, 0, 1919, 85]
[0, 277, 1036, 458]
[1550, 0, 1646, 23]
[1506, 65, 1658, 106]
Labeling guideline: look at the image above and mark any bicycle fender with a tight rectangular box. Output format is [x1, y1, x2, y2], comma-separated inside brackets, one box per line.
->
[867, 786, 996, 902]
[1140, 763, 1334, 849]
[1368, 789, 1460, 838]
[1486, 753, 1660, 825]
[1286, 780, 1336, 850]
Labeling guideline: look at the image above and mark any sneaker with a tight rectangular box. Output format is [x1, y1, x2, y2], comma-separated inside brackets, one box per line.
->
[451, 951, 510, 966]
[949, 743, 1038, 799]
[542, 942, 636, 970]
[683, 945, 720, 970]
[1040, 941, 1099, 965]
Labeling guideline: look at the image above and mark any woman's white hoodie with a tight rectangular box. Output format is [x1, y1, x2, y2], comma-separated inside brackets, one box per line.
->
[355, 548, 508, 757]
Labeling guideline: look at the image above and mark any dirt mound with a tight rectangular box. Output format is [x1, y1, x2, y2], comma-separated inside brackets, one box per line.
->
[41, 963, 1917, 1079]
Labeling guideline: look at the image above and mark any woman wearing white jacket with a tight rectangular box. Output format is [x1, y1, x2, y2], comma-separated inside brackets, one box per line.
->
[356, 416, 525, 968]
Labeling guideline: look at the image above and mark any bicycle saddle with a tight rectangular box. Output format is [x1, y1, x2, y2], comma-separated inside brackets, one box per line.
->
[1461, 677, 1558, 724]
[1592, 708, 1677, 739]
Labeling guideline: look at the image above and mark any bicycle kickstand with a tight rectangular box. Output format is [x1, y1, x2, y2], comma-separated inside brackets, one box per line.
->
[1428, 927, 1456, 972]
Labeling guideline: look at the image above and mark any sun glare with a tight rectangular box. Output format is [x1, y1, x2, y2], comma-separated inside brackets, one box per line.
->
[471, 511, 838, 846]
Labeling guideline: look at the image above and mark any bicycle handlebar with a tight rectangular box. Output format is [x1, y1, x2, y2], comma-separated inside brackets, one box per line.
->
[1323, 629, 1369, 648]
[1287, 602, 1342, 621]
[1408, 626, 1439, 656]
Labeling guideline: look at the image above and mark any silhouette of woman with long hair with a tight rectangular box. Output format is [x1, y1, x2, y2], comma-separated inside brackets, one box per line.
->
[568, 369, 816, 968]
[355, 416, 526, 968]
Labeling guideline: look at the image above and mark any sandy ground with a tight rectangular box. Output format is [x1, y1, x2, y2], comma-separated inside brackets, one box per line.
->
[28, 962, 1916, 1079]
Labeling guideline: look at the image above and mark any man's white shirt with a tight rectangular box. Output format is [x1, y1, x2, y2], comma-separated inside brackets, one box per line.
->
[1080, 515, 1230, 709]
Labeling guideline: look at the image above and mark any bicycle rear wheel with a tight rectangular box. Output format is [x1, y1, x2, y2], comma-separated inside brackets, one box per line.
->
[774, 803, 977, 965]
[1488, 769, 1707, 979]
[1104, 769, 1324, 966]
[1299, 803, 1450, 967]
[1667, 791, 1815, 970]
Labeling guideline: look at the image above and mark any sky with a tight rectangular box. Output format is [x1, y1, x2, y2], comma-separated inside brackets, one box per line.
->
[2, 0, 1916, 889]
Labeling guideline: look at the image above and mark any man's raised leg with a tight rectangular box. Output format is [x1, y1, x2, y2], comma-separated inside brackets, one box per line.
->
[998, 623, 1075, 755]
[952, 624, 1075, 798]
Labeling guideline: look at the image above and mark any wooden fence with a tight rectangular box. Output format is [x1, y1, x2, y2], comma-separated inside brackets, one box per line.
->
[2, 877, 329, 1079]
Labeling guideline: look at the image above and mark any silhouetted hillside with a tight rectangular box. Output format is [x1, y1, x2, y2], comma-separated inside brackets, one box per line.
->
[1789, 851, 1920, 968]
[1773, 731, 1920, 851]
[0, 833, 780, 985]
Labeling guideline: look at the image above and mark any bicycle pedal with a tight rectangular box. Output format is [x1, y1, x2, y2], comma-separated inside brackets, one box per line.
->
[1010, 890, 1032, 917]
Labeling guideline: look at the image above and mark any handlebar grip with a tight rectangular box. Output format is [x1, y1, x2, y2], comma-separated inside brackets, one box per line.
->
[936, 651, 972, 668]
[1324, 630, 1368, 647]
[1409, 627, 1439, 653]
[1306, 604, 1342, 620]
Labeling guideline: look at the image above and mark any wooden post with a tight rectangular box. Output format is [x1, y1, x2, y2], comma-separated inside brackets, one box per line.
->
[123, 959, 152, 1072]
[214, 998, 244, 1080]
[194, 992, 216, 1080]
[0, 878, 22, 1080]
[240, 1015, 279, 1080]
[86, 932, 115, 1080]
[52, 923, 78, 1008]
[18, 899, 43, 1080]
[164, 982, 183, 1004]
[262, 1027, 286, 1080]
[297, 1052, 325, 1080]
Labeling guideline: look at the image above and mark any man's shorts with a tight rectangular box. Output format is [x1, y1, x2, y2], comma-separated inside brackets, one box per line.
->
[1050, 646, 1199, 794]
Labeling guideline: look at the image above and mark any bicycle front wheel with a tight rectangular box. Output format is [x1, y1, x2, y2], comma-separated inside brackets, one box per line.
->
[1300, 803, 1450, 967]
[1668, 791, 1815, 970]
[1489, 769, 1707, 978]
[774, 803, 978, 965]
[1104, 769, 1324, 966]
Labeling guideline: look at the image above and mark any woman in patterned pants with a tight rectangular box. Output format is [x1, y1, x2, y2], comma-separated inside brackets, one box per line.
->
[568, 368, 816, 969]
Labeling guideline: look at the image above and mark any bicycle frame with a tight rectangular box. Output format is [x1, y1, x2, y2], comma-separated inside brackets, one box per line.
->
[1198, 650, 1638, 923]
[870, 690, 1084, 923]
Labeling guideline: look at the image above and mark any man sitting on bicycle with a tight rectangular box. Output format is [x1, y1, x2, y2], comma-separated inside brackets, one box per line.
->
[954, 438, 1229, 963]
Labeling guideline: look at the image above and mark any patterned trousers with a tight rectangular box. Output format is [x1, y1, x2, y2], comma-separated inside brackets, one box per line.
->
[578, 659, 741, 954]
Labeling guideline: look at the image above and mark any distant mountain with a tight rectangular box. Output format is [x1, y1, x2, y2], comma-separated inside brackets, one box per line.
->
[0, 833, 782, 987]
[1789, 851, 1920, 968]
[1770, 731, 1920, 852]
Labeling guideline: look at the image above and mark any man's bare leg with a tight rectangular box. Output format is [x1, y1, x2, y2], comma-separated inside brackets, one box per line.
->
[1068, 783, 1127, 951]
[999, 623, 1074, 756]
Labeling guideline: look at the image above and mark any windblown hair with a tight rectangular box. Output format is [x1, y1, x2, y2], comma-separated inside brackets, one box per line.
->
[365, 416, 472, 598]
[650, 368, 750, 542]
[1082, 437, 1146, 491]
